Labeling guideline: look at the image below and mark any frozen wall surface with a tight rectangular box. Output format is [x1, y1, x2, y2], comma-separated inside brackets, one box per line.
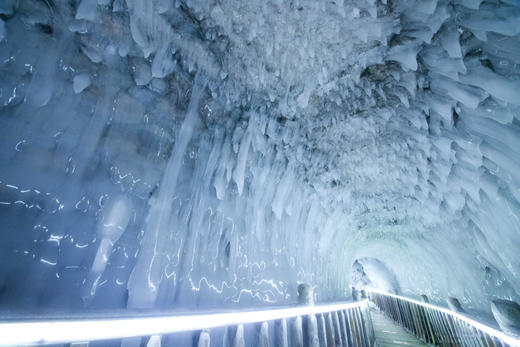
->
[0, 0, 519, 320]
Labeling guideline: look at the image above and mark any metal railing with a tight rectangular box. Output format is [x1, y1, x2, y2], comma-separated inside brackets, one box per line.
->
[369, 289, 520, 347]
[0, 300, 375, 346]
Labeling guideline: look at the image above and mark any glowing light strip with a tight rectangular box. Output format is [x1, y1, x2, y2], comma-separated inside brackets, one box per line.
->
[0, 300, 367, 346]
[367, 288, 520, 347]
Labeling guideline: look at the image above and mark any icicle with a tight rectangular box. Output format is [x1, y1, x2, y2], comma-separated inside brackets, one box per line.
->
[126, 72, 207, 311]
[232, 119, 253, 196]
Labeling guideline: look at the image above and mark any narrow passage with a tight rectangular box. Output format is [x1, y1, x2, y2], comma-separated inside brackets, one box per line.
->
[370, 307, 428, 347]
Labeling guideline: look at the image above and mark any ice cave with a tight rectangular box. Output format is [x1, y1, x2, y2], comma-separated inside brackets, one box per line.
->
[0, 0, 519, 346]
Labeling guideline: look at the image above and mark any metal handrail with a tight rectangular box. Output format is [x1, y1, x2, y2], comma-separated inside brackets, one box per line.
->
[0, 300, 374, 346]
[368, 288, 520, 347]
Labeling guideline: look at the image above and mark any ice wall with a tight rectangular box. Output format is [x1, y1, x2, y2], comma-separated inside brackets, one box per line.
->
[0, 0, 519, 322]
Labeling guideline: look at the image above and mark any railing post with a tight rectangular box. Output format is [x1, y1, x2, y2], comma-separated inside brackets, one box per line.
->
[410, 303, 424, 338]
[258, 322, 269, 347]
[344, 309, 355, 346]
[306, 314, 320, 347]
[317, 313, 328, 347]
[362, 303, 376, 346]
[414, 294, 436, 343]
[332, 311, 343, 346]
[297, 283, 314, 347]
[422, 306, 435, 344]
[433, 308, 448, 343]
[229, 324, 245, 347]
[275, 319, 289, 347]
[442, 312, 458, 344]
[291, 316, 303, 347]
[198, 330, 210, 347]
[444, 314, 458, 344]
[325, 312, 336, 347]
[338, 310, 350, 346]
[147, 335, 161, 347]
[357, 306, 370, 346]
[349, 307, 362, 346]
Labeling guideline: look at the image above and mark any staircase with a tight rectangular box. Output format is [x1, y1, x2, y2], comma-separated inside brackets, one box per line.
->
[370, 305, 427, 346]
[370, 289, 520, 347]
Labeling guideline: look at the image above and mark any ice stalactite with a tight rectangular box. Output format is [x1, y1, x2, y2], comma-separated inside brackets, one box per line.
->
[83, 195, 133, 305]
[127, 72, 208, 309]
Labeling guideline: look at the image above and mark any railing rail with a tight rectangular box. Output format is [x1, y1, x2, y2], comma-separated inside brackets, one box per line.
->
[0, 300, 375, 346]
[368, 288, 520, 347]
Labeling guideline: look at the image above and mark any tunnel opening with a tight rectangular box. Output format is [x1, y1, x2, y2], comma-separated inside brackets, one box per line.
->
[351, 258, 400, 296]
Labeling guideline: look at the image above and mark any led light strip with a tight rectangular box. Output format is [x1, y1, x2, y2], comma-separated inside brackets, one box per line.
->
[367, 288, 520, 347]
[0, 300, 367, 346]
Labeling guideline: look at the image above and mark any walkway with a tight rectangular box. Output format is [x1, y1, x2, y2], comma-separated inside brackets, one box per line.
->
[370, 306, 428, 346]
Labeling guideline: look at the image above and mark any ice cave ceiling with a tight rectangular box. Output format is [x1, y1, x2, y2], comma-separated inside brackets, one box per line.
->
[0, 0, 519, 319]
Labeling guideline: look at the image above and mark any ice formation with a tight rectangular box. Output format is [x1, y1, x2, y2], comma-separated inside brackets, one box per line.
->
[0, 0, 519, 330]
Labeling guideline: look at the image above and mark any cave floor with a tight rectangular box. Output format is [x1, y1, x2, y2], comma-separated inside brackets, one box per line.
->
[370, 307, 428, 347]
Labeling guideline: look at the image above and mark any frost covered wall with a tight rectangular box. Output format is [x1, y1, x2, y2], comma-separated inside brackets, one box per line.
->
[0, 0, 519, 321]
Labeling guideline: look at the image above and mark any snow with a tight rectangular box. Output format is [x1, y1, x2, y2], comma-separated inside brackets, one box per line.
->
[0, 0, 519, 340]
